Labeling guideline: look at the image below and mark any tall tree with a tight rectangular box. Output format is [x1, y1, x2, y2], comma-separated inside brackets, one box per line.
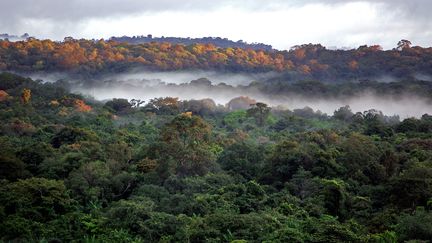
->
[247, 102, 271, 126]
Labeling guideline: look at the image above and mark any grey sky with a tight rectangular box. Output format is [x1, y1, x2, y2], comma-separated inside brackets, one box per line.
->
[1, 0, 431, 49]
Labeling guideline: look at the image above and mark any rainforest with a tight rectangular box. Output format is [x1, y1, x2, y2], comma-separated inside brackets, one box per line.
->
[1, 0, 432, 242]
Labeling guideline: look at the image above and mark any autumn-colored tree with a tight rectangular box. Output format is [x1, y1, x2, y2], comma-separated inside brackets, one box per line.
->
[74, 99, 92, 112]
[309, 59, 328, 72]
[0, 90, 9, 101]
[348, 60, 359, 70]
[21, 88, 31, 104]
[298, 64, 311, 74]
[1, 37, 432, 80]
[294, 48, 307, 60]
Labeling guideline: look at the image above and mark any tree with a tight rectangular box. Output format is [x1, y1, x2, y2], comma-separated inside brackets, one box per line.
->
[333, 105, 354, 121]
[150, 113, 216, 177]
[395, 208, 432, 241]
[0, 72, 28, 90]
[217, 142, 266, 179]
[338, 133, 384, 184]
[320, 179, 348, 219]
[0, 178, 73, 240]
[21, 88, 31, 104]
[0, 90, 9, 101]
[0, 154, 27, 180]
[104, 98, 132, 114]
[304, 215, 366, 242]
[262, 140, 311, 187]
[181, 98, 217, 116]
[67, 160, 136, 203]
[227, 96, 256, 111]
[145, 97, 180, 115]
[130, 99, 145, 108]
[397, 39, 412, 51]
[247, 102, 271, 126]
[390, 166, 432, 209]
[74, 99, 92, 112]
[51, 126, 99, 148]
[288, 167, 319, 200]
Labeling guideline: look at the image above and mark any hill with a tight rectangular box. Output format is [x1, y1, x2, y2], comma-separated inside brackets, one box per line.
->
[110, 35, 273, 51]
[0, 38, 431, 82]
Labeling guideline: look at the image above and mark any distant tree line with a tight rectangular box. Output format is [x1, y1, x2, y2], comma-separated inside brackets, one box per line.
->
[0, 38, 432, 81]
[110, 35, 273, 51]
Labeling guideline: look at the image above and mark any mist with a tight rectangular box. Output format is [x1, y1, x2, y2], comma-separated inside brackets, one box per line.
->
[11, 69, 430, 118]
[96, 69, 279, 86]
[64, 72, 431, 118]
[414, 73, 432, 82]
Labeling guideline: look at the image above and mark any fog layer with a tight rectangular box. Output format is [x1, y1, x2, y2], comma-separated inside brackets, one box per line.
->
[61, 71, 432, 118]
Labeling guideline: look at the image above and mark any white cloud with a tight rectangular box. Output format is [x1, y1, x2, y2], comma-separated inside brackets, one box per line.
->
[1, 0, 431, 49]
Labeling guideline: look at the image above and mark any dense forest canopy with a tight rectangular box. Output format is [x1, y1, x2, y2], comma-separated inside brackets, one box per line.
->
[0, 72, 432, 242]
[1, 38, 432, 82]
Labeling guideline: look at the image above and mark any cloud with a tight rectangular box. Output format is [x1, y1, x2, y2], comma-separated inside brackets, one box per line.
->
[0, 0, 431, 49]
[2, 0, 431, 20]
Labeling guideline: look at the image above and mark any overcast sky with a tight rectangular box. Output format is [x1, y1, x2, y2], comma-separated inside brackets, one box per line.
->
[1, 0, 431, 50]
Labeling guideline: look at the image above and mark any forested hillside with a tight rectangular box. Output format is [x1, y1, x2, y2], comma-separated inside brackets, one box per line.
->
[110, 35, 273, 51]
[1, 72, 431, 242]
[1, 38, 431, 81]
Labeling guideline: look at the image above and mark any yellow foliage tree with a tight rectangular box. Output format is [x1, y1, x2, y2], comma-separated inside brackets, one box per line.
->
[21, 88, 31, 104]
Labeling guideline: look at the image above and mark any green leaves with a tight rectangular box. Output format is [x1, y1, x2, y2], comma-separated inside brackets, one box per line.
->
[247, 102, 271, 127]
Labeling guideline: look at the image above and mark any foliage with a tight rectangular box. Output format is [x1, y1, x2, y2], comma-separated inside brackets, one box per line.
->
[0, 73, 432, 242]
[1, 38, 432, 82]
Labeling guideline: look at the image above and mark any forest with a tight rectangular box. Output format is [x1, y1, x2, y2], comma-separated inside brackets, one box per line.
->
[109, 35, 273, 51]
[0, 71, 431, 242]
[0, 38, 432, 82]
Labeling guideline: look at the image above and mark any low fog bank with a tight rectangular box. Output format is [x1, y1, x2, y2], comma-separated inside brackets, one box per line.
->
[71, 79, 431, 118]
[269, 95, 431, 119]
[20, 70, 274, 86]
[101, 70, 279, 86]
[14, 70, 431, 118]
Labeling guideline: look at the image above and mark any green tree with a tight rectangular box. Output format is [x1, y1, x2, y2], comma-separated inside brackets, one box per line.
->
[247, 102, 271, 126]
[149, 113, 216, 177]
[395, 208, 432, 241]
[217, 142, 266, 180]
[0, 178, 74, 240]
[104, 98, 132, 114]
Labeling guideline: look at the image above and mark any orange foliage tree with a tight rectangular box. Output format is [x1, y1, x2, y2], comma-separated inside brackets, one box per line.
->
[0, 90, 9, 101]
[21, 88, 31, 104]
[74, 99, 92, 112]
